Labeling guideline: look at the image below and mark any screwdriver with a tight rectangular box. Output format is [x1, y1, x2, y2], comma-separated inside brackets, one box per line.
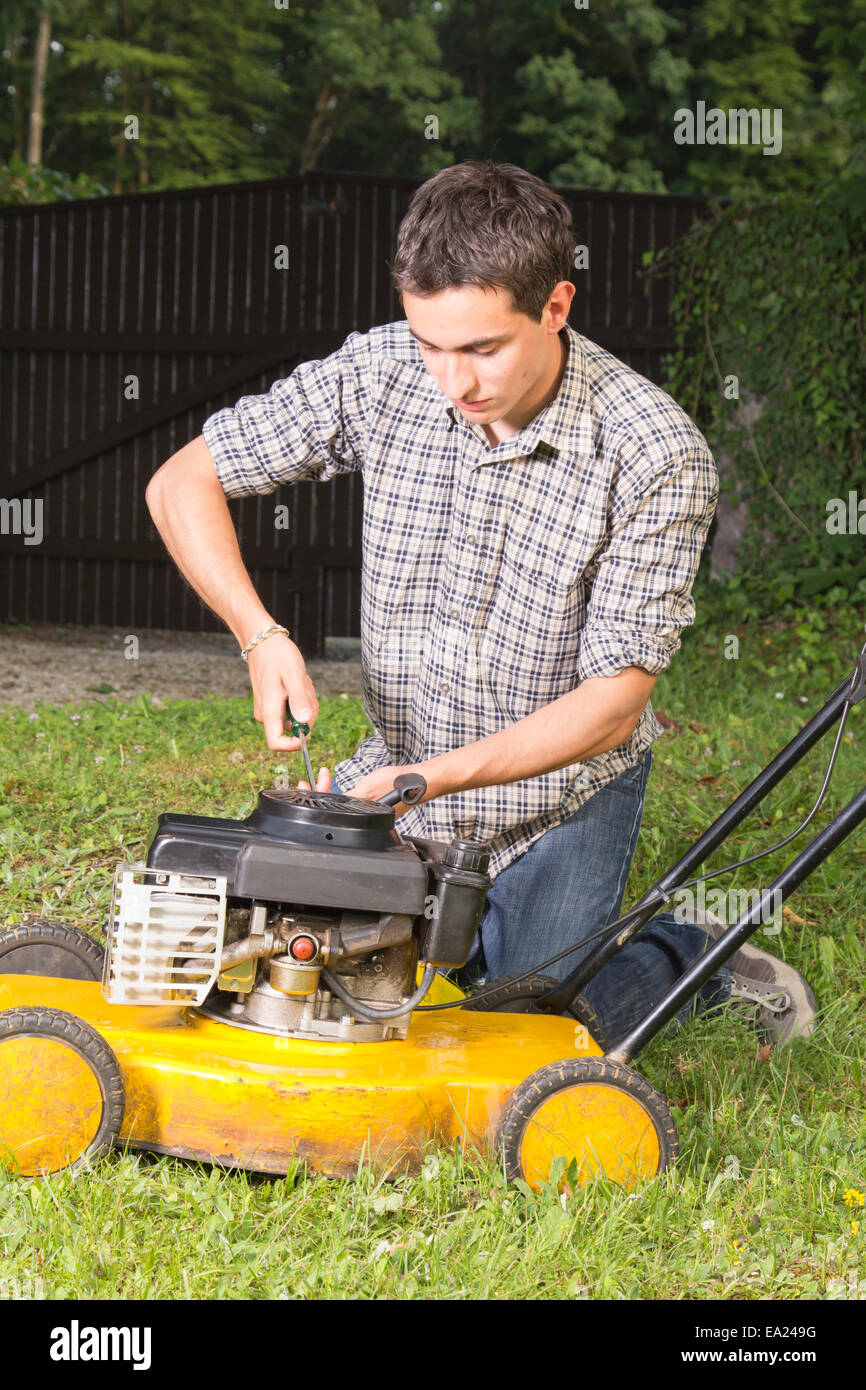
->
[289, 713, 317, 789]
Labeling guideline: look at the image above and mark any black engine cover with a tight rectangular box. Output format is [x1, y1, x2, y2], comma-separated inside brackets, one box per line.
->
[146, 788, 429, 915]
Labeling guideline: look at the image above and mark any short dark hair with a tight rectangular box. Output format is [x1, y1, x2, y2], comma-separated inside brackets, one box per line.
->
[392, 161, 575, 322]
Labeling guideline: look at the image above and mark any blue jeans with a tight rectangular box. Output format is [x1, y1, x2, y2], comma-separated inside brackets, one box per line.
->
[332, 752, 732, 1048]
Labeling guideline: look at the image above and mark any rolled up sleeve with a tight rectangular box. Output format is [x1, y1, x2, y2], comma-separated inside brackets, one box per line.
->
[578, 446, 719, 680]
[202, 331, 372, 498]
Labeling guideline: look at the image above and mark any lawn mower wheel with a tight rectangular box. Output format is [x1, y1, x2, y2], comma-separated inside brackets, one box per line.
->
[0, 919, 105, 980]
[498, 1055, 679, 1191]
[0, 1006, 125, 1177]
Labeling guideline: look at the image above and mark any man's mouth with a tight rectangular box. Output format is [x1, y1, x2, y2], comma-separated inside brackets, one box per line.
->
[456, 398, 491, 410]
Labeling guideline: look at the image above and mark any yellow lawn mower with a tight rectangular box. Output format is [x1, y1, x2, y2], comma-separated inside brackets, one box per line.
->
[1, 642, 863, 1191]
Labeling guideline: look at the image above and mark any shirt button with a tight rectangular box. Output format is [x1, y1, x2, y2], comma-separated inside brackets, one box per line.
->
[465, 533, 477, 545]
[448, 607, 460, 620]
[439, 681, 450, 694]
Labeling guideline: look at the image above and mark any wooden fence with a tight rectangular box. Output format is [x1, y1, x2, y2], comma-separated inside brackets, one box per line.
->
[0, 170, 710, 651]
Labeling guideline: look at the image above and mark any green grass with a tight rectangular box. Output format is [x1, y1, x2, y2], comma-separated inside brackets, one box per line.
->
[0, 602, 864, 1300]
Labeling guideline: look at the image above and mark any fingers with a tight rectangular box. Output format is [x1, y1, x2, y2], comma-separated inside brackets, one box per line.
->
[263, 722, 302, 752]
[249, 647, 320, 751]
[287, 670, 319, 729]
[298, 768, 332, 793]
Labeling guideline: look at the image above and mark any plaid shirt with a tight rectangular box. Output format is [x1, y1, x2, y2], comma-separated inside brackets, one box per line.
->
[203, 321, 718, 879]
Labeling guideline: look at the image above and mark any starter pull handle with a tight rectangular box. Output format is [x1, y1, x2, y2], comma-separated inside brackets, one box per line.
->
[379, 772, 427, 807]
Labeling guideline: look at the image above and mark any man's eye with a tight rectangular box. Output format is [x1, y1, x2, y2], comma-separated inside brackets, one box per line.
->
[418, 344, 497, 357]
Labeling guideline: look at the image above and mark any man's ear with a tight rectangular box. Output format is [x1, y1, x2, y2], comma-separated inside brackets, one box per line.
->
[545, 280, 576, 332]
[553, 280, 578, 329]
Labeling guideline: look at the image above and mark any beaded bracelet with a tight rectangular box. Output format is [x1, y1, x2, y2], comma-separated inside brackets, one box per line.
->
[240, 623, 291, 663]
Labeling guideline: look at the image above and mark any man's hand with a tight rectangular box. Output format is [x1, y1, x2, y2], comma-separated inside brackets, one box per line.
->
[247, 632, 320, 752]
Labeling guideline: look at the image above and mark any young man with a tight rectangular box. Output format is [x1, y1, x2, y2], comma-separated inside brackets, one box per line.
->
[146, 161, 816, 1047]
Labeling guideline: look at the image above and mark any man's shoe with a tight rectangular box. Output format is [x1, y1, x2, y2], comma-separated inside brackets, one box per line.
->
[682, 906, 818, 1043]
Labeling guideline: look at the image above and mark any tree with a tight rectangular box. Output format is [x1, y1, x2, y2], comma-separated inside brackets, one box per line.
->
[514, 51, 666, 192]
[439, 0, 693, 187]
[0, 0, 72, 164]
[56, 0, 291, 191]
[2, 0, 866, 198]
[26, 7, 48, 162]
[280, 0, 478, 177]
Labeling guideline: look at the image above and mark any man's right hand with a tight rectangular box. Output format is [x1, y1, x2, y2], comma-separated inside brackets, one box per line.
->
[246, 632, 320, 752]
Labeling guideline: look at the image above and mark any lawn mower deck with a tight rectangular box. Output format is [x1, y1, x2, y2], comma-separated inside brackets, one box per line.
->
[0, 970, 609, 1180]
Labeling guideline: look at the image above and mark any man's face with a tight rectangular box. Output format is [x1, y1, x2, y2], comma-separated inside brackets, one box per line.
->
[402, 283, 571, 428]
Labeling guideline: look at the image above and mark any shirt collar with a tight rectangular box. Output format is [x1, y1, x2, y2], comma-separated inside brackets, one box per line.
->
[443, 324, 593, 462]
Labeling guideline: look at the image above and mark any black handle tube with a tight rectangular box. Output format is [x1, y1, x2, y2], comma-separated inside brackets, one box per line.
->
[379, 772, 427, 807]
[537, 676, 854, 1014]
[604, 781, 866, 1065]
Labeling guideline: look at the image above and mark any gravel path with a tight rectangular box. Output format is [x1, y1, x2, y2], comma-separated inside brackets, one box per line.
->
[0, 623, 364, 713]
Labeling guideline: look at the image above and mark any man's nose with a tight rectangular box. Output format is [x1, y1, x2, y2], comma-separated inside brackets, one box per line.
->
[439, 354, 477, 401]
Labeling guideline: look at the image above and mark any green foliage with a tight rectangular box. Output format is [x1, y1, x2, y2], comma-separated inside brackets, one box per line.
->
[515, 51, 667, 193]
[0, 0, 478, 192]
[2, 0, 866, 195]
[284, 0, 478, 176]
[0, 152, 107, 202]
[59, 1, 290, 191]
[649, 192, 866, 609]
[679, 0, 819, 198]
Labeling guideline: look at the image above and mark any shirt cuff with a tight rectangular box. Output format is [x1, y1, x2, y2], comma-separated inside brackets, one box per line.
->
[577, 624, 682, 680]
[202, 410, 277, 499]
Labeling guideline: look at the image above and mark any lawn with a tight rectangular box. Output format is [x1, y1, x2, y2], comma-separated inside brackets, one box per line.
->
[0, 595, 864, 1300]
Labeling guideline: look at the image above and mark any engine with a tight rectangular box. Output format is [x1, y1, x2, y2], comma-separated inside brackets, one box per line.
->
[102, 781, 492, 1041]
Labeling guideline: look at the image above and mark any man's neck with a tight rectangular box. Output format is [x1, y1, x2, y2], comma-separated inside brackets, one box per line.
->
[481, 331, 568, 447]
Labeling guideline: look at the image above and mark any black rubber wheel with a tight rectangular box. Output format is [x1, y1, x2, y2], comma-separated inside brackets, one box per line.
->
[460, 973, 608, 1052]
[0, 919, 105, 981]
[499, 1055, 679, 1191]
[0, 1006, 125, 1176]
